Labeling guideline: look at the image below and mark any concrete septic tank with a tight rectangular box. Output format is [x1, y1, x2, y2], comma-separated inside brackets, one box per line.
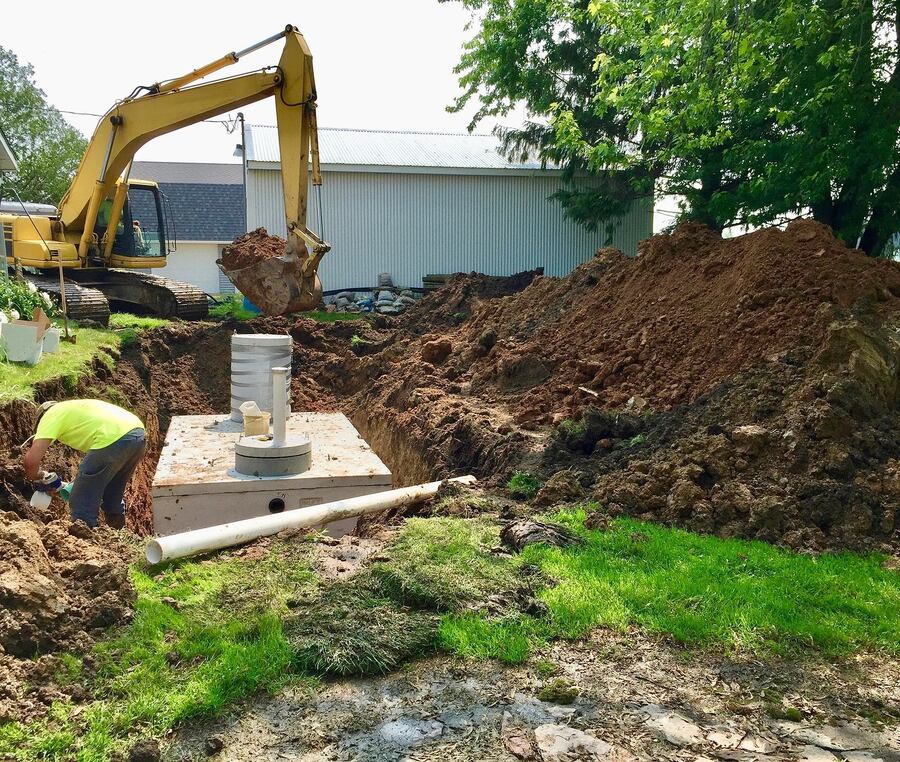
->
[151, 412, 392, 536]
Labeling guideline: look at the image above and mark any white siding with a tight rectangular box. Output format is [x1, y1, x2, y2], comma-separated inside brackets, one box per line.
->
[159, 242, 223, 294]
[247, 169, 652, 291]
[217, 269, 236, 294]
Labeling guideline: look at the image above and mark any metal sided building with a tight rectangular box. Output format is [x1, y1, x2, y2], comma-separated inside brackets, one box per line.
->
[244, 125, 653, 290]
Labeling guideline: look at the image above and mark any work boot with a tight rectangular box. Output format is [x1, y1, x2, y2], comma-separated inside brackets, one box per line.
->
[104, 514, 126, 530]
[68, 520, 94, 539]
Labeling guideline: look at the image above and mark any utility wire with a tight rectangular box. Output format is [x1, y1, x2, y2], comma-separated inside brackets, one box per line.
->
[59, 109, 241, 130]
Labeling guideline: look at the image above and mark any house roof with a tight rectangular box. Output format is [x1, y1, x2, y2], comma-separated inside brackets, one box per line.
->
[132, 161, 242, 185]
[245, 125, 552, 174]
[0, 128, 18, 172]
[129, 179, 245, 242]
[162, 182, 245, 241]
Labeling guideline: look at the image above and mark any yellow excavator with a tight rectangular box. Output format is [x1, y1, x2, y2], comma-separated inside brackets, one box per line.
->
[1, 25, 330, 324]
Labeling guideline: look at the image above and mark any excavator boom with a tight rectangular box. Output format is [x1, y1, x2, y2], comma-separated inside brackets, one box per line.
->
[55, 24, 329, 315]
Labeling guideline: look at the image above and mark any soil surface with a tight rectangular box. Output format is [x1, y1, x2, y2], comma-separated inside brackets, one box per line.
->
[218, 228, 288, 271]
[167, 629, 900, 761]
[0, 515, 133, 724]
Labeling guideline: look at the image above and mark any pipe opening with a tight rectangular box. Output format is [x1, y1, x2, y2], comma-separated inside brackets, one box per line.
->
[145, 540, 163, 565]
[268, 497, 286, 513]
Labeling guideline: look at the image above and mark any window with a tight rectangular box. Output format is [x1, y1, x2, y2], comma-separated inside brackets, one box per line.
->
[217, 253, 236, 294]
[123, 185, 167, 258]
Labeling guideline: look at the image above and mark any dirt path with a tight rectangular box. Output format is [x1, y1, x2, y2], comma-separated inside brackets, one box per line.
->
[167, 630, 899, 761]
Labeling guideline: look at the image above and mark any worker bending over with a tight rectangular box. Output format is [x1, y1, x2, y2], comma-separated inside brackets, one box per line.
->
[23, 400, 146, 529]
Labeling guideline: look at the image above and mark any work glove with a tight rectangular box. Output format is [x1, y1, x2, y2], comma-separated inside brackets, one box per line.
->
[34, 470, 62, 492]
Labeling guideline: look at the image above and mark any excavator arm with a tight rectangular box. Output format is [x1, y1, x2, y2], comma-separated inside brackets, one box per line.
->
[57, 25, 330, 311]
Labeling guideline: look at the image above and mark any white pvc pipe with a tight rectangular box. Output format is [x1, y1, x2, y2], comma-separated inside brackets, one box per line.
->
[272, 366, 288, 447]
[145, 475, 476, 564]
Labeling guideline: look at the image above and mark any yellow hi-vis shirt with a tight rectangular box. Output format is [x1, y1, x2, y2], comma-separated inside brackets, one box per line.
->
[35, 400, 144, 452]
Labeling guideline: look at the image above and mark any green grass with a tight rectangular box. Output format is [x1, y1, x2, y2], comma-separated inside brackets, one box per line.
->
[208, 294, 257, 321]
[0, 541, 319, 761]
[556, 419, 588, 440]
[372, 517, 523, 611]
[0, 312, 175, 401]
[7, 513, 898, 758]
[507, 471, 542, 500]
[301, 310, 364, 322]
[107, 313, 173, 349]
[439, 509, 900, 662]
[107, 314, 171, 330]
[0, 326, 119, 402]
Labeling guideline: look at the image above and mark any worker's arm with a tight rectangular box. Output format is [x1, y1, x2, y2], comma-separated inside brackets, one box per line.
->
[23, 439, 52, 481]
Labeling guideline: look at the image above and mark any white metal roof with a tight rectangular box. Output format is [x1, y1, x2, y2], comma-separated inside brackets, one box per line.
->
[245, 124, 553, 174]
[0, 128, 18, 172]
[132, 161, 242, 185]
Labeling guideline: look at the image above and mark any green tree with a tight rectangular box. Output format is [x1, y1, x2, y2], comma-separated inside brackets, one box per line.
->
[448, 0, 654, 240]
[0, 46, 87, 205]
[448, 0, 899, 255]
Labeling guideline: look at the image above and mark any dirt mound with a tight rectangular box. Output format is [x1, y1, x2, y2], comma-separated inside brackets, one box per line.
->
[219, 228, 287, 271]
[544, 313, 900, 551]
[400, 268, 544, 333]
[325, 222, 900, 550]
[0, 513, 134, 723]
[440, 220, 900, 421]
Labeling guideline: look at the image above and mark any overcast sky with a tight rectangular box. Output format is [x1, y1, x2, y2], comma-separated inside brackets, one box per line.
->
[2, 0, 516, 163]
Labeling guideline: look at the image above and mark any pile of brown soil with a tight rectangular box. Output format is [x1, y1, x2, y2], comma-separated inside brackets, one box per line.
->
[219, 228, 287, 271]
[400, 268, 544, 333]
[544, 314, 900, 551]
[0, 514, 133, 723]
[441, 220, 900, 419]
[331, 221, 900, 551]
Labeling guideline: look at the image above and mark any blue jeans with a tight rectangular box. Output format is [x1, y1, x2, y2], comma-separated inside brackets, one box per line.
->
[69, 429, 147, 527]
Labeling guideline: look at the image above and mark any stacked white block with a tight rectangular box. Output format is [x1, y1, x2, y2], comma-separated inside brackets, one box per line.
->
[230, 333, 292, 422]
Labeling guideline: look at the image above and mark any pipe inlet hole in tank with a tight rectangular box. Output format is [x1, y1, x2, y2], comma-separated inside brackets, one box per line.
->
[268, 498, 286, 514]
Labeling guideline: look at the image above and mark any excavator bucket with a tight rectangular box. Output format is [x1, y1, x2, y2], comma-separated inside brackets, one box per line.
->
[218, 227, 328, 315]
[218, 253, 322, 315]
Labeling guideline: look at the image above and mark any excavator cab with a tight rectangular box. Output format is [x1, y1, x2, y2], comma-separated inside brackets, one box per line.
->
[94, 180, 171, 268]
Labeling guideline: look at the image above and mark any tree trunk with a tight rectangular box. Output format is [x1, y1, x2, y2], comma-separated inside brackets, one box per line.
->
[858, 162, 900, 256]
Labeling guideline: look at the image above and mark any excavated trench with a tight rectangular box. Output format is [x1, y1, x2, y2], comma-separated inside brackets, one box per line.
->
[0, 320, 453, 533]
[0, 319, 442, 724]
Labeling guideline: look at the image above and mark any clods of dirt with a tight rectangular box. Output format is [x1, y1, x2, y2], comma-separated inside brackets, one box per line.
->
[500, 519, 584, 552]
[541, 313, 900, 551]
[330, 221, 900, 551]
[218, 227, 287, 271]
[126, 738, 161, 762]
[0, 513, 134, 723]
[400, 268, 544, 333]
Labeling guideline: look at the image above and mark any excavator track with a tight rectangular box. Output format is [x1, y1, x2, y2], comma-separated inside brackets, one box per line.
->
[25, 270, 208, 325]
[25, 274, 111, 326]
[101, 270, 209, 321]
